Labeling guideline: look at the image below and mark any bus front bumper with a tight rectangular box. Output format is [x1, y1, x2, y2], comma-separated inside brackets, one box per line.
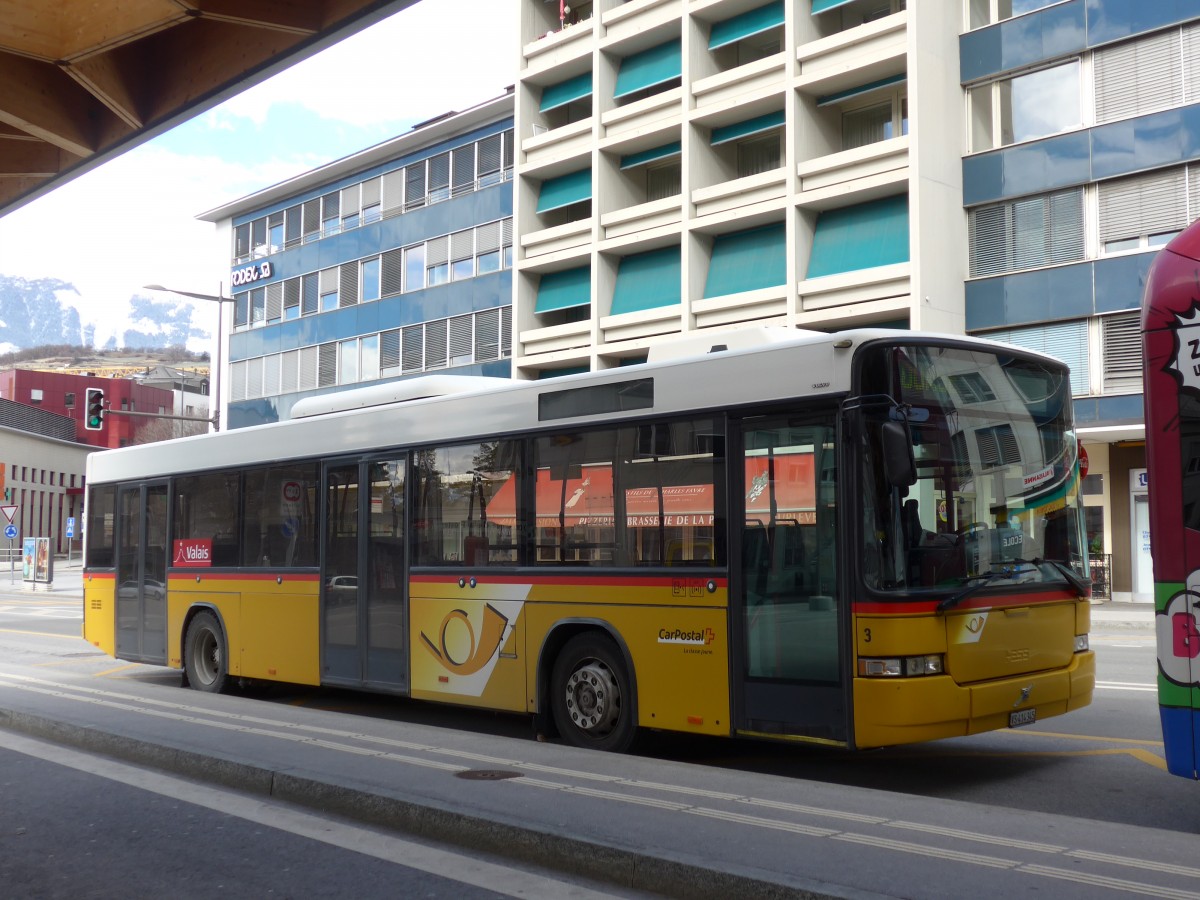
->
[852, 650, 1095, 749]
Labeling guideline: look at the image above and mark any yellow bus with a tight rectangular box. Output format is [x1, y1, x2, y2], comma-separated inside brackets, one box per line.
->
[82, 327, 1094, 752]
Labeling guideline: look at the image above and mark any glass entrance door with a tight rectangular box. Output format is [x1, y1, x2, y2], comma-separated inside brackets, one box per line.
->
[734, 415, 846, 742]
[115, 482, 168, 663]
[321, 457, 408, 689]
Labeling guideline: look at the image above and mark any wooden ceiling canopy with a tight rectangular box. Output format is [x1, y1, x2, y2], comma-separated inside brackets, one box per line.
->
[0, 0, 412, 216]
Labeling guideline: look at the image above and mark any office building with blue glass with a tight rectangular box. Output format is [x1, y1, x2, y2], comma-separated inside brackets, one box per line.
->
[512, 0, 1200, 601]
[200, 90, 515, 430]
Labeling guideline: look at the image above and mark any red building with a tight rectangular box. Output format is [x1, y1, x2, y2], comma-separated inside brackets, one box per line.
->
[0, 370, 175, 448]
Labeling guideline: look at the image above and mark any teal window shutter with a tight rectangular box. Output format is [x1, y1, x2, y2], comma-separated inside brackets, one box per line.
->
[610, 246, 682, 315]
[811, 0, 855, 13]
[536, 168, 592, 214]
[538, 366, 590, 379]
[806, 195, 910, 279]
[709, 1, 785, 50]
[817, 74, 907, 107]
[535, 266, 591, 313]
[710, 110, 785, 145]
[614, 41, 682, 99]
[620, 142, 682, 169]
[703, 223, 787, 298]
[540, 72, 593, 113]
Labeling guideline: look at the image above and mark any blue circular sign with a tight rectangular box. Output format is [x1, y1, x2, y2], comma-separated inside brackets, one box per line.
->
[4, 524, 17, 539]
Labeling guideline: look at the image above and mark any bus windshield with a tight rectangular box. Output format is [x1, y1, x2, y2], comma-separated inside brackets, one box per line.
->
[857, 342, 1086, 597]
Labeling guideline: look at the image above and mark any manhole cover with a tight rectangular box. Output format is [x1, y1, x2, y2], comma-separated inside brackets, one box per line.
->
[454, 769, 523, 781]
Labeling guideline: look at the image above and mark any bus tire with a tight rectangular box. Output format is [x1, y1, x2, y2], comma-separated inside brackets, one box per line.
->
[550, 633, 637, 753]
[183, 610, 228, 694]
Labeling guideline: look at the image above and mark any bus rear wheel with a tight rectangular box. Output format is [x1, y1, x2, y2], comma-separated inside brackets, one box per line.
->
[551, 634, 636, 753]
[184, 610, 228, 693]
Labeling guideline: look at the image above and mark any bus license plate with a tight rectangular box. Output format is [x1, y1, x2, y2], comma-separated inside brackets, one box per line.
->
[1009, 709, 1036, 728]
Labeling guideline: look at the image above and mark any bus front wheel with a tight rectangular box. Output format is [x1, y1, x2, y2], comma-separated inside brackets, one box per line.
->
[184, 610, 228, 693]
[551, 634, 636, 753]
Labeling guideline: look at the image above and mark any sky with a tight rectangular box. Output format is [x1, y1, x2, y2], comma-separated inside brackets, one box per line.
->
[0, 0, 517, 350]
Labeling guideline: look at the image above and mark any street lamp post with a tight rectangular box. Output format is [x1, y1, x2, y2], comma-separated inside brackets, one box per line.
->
[143, 284, 234, 431]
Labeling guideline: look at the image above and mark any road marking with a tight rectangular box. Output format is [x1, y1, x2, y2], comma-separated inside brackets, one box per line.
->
[0, 627, 74, 638]
[0, 730, 628, 900]
[1096, 680, 1157, 692]
[0, 670, 1191, 897]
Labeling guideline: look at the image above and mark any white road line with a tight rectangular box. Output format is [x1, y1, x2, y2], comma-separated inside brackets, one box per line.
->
[0, 729, 629, 900]
[1, 669, 1195, 898]
[1096, 681, 1158, 692]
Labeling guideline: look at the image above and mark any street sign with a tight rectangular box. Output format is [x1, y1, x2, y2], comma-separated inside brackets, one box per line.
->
[66, 516, 75, 538]
[4, 524, 16, 540]
[0, 505, 15, 523]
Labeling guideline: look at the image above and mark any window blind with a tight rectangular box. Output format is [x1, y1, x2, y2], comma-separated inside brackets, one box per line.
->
[1098, 167, 1187, 244]
[986, 320, 1090, 395]
[1094, 28, 1183, 124]
[1101, 312, 1143, 394]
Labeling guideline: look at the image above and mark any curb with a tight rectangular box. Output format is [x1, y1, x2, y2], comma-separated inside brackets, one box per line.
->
[0, 707, 863, 900]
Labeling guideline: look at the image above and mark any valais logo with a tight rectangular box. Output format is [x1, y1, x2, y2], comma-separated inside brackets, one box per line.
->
[173, 538, 213, 567]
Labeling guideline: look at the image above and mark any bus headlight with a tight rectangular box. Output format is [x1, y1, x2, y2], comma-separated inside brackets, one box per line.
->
[858, 654, 944, 677]
[1074, 634, 1089, 653]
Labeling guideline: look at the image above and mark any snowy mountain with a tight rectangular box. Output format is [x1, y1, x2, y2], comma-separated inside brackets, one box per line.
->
[0, 274, 210, 355]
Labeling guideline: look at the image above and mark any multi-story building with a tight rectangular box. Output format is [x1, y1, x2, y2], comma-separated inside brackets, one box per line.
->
[199, 91, 516, 429]
[0, 369, 175, 449]
[0, 397, 91, 555]
[511, 0, 1199, 601]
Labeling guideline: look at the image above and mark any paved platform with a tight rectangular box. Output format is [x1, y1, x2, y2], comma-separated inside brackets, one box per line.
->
[0, 564, 1184, 899]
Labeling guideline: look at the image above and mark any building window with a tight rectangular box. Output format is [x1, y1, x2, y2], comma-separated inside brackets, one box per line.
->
[982, 320, 1089, 395]
[1101, 312, 1143, 394]
[646, 160, 682, 201]
[711, 112, 784, 179]
[737, 134, 781, 177]
[1098, 165, 1196, 254]
[967, 0, 1066, 30]
[361, 257, 381, 302]
[968, 187, 1083, 277]
[404, 244, 426, 292]
[968, 60, 1080, 152]
[842, 96, 907, 150]
[339, 339, 359, 385]
[708, 1, 784, 71]
[613, 40, 682, 106]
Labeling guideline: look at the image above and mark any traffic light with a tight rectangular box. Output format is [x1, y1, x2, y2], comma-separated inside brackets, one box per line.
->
[84, 388, 106, 431]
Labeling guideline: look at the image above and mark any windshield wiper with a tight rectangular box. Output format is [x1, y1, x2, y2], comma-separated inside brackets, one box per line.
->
[1037, 558, 1089, 598]
[937, 570, 1018, 612]
[1006, 556, 1090, 598]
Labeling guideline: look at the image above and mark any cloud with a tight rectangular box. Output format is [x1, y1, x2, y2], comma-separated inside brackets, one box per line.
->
[212, 0, 517, 130]
[0, 0, 518, 348]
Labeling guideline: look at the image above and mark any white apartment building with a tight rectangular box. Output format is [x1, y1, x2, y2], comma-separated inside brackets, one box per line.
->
[511, 0, 1200, 601]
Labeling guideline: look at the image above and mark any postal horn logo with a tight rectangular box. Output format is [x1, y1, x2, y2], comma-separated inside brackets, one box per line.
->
[420, 603, 511, 675]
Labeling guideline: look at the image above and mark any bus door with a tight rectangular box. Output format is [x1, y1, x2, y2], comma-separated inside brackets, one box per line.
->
[732, 415, 847, 744]
[321, 456, 408, 691]
[115, 481, 169, 664]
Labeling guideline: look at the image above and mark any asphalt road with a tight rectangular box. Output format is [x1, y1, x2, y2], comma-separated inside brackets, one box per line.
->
[0, 575, 1190, 899]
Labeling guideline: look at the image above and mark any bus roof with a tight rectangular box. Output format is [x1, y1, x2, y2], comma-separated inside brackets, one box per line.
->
[85, 327, 1064, 486]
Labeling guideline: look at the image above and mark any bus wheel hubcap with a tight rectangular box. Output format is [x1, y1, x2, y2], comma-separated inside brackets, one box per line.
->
[199, 633, 219, 682]
[565, 661, 619, 734]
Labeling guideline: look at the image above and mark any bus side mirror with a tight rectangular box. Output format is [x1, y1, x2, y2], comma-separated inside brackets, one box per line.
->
[881, 420, 916, 488]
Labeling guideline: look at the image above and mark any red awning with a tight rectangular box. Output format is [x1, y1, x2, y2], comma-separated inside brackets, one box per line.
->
[486, 454, 815, 528]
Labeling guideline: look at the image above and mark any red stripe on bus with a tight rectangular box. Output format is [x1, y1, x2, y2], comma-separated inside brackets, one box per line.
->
[409, 573, 728, 588]
[165, 571, 321, 583]
[853, 590, 1079, 615]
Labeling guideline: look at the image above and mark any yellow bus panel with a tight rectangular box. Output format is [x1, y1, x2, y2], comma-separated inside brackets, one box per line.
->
[524, 603, 731, 737]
